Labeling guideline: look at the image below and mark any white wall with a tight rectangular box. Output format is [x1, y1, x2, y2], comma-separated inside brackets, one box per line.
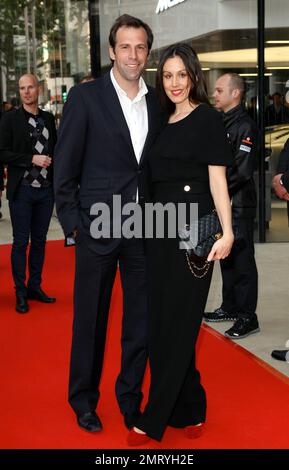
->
[218, 0, 257, 29]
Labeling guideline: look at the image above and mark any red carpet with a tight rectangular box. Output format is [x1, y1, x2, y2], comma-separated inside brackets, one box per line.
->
[0, 240, 289, 449]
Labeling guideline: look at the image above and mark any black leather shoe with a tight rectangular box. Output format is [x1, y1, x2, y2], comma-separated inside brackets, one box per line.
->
[27, 287, 56, 303]
[16, 295, 29, 314]
[124, 411, 142, 430]
[271, 350, 289, 362]
[77, 411, 103, 432]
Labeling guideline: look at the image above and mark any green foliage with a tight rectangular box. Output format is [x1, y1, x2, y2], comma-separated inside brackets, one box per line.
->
[0, 1, 89, 100]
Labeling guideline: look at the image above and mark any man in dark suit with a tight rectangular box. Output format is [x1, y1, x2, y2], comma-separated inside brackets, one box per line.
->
[54, 15, 159, 433]
[0, 74, 57, 313]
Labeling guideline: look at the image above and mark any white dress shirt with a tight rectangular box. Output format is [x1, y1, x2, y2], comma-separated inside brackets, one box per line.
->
[110, 68, 148, 164]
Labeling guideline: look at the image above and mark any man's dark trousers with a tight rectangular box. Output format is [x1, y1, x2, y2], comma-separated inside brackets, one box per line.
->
[220, 217, 258, 320]
[9, 185, 54, 296]
[69, 234, 147, 417]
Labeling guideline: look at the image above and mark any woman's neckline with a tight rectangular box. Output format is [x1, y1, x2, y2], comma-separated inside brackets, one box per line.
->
[168, 104, 202, 124]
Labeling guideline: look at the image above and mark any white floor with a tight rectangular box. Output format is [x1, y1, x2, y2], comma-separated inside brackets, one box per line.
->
[1, 192, 289, 378]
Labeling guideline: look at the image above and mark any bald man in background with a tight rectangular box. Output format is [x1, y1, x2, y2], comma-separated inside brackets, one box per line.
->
[0, 74, 57, 313]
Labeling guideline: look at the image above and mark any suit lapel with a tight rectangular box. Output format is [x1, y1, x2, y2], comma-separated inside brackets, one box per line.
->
[101, 73, 137, 162]
[99, 73, 157, 168]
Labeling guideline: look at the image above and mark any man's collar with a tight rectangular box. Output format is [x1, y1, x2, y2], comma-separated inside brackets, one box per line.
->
[22, 105, 40, 117]
[223, 103, 243, 117]
[110, 68, 148, 102]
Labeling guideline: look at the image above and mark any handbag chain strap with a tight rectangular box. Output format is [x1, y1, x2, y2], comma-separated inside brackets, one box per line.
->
[185, 252, 211, 278]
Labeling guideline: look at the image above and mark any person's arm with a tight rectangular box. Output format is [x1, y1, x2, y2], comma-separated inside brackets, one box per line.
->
[0, 163, 4, 192]
[207, 165, 234, 262]
[272, 138, 289, 201]
[54, 85, 88, 237]
[276, 138, 289, 174]
[272, 173, 289, 201]
[0, 112, 50, 169]
[227, 122, 258, 196]
[0, 112, 34, 167]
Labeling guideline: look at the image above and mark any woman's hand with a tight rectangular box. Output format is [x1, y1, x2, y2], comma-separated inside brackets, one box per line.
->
[208, 165, 234, 262]
[32, 154, 52, 168]
[207, 233, 234, 262]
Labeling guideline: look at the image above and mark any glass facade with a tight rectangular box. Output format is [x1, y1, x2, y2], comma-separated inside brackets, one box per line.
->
[264, 1, 289, 242]
[1, 0, 289, 241]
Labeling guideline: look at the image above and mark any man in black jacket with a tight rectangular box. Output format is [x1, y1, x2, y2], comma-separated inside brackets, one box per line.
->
[271, 139, 289, 361]
[0, 74, 57, 313]
[204, 73, 260, 339]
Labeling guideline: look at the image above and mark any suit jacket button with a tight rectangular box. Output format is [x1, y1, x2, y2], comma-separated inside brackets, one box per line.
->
[184, 185, 191, 192]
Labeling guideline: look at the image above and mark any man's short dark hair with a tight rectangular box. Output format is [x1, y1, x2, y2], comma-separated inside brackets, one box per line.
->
[226, 72, 245, 99]
[109, 14, 154, 52]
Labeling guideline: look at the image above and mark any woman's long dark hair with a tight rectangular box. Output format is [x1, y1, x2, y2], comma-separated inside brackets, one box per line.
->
[156, 43, 210, 114]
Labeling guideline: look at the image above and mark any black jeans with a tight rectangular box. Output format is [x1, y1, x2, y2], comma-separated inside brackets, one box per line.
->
[9, 185, 54, 296]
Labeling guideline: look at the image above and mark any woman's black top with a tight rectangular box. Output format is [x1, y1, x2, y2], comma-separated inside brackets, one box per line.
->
[148, 104, 233, 217]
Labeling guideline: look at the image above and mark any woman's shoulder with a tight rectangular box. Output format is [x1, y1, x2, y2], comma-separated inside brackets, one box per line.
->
[187, 105, 223, 135]
[196, 105, 225, 133]
[198, 104, 222, 119]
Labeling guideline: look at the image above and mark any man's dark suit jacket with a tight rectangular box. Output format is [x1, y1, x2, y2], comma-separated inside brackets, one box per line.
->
[0, 106, 57, 201]
[54, 72, 159, 254]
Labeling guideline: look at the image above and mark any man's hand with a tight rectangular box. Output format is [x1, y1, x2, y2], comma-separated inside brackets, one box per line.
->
[272, 173, 289, 201]
[32, 155, 52, 168]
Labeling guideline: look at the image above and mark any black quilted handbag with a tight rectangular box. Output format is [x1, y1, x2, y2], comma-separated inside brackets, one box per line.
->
[178, 210, 223, 278]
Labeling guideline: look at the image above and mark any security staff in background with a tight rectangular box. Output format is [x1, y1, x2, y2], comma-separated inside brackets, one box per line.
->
[204, 73, 260, 339]
[0, 74, 57, 314]
[271, 138, 289, 362]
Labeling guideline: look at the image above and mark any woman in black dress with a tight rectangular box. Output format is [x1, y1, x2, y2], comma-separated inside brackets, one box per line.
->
[127, 43, 234, 445]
